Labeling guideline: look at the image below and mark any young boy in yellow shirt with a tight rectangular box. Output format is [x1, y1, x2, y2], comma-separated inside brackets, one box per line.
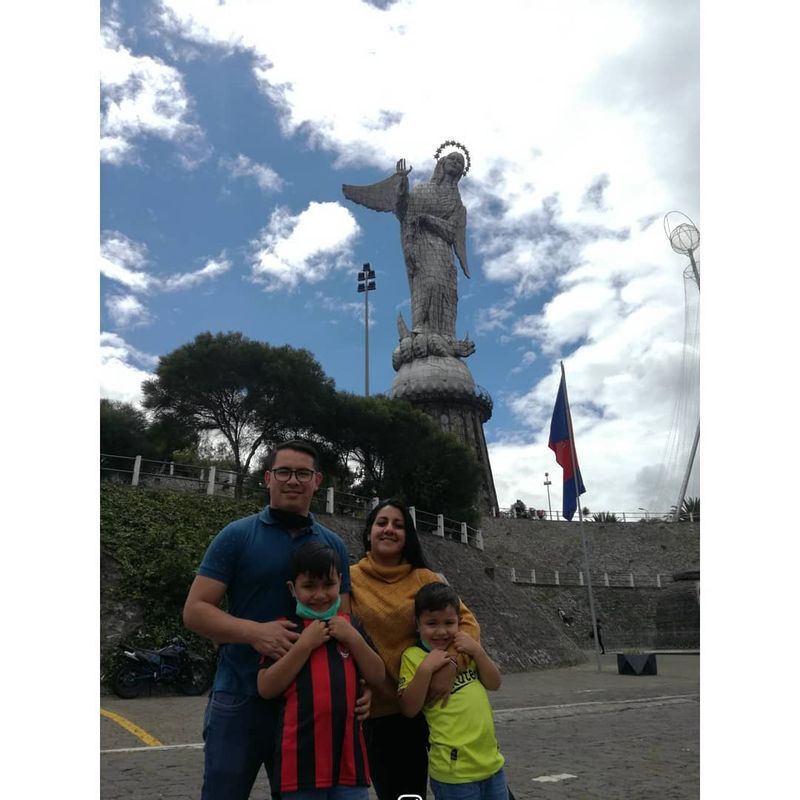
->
[397, 582, 508, 800]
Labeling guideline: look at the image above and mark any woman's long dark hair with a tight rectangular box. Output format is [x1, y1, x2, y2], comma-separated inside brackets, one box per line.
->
[361, 498, 429, 569]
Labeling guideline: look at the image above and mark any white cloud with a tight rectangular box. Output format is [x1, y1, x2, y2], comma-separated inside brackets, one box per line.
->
[151, 0, 699, 512]
[100, 19, 209, 167]
[162, 255, 232, 291]
[475, 302, 515, 335]
[101, 229, 231, 325]
[220, 154, 283, 191]
[105, 293, 152, 327]
[101, 231, 154, 291]
[250, 202, 360, 291]
[307, 291, 376, 327]
[510, 350, 537, 375]
[100, 332, 156, 403]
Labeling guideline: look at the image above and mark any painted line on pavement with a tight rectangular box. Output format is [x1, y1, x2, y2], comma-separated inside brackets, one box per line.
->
[101, 694, 699, 754]
[102, 742, 203, 754]
[100, 708, 163, 747]
[532, 773, 577, 783]
[494, 692, 698, 720]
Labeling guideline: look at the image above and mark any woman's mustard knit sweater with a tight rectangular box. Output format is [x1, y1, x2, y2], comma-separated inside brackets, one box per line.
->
[350, 552, 480, 718]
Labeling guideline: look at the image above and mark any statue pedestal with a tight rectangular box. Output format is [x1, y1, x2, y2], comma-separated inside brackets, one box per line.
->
[390, 356, 498, 514]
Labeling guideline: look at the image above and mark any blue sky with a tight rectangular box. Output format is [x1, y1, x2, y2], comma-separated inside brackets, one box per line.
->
[99, 0, 701, 513]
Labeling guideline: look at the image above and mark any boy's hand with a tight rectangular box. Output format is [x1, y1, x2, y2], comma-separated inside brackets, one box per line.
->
[453, 631, 480, 657]
[422, 648, 451, 673]
[298, 619, 329, 650]
[326, 615, 356, 645]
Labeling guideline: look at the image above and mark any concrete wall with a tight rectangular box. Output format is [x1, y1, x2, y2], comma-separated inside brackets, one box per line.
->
[314, 513, 699, 670]
[479, 516, 699, 578]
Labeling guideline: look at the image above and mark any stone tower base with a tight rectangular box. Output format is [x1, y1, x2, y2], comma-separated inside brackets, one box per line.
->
[390, 354, 498, 514]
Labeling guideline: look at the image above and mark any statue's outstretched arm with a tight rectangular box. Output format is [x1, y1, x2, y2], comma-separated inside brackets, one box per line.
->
[342, 161, 411, 215]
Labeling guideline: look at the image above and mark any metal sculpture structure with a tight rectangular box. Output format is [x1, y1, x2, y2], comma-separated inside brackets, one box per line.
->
[343, 142, 498, 513]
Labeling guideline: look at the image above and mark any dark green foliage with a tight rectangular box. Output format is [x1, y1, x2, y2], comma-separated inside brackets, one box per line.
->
[325, 393, 482, 523]
[142, 331, 337, 496]
[669, 496, 700, 522]
[100, 483, 263, 675]
[101, 398, 197, 462]
[591, 512, 619, 522]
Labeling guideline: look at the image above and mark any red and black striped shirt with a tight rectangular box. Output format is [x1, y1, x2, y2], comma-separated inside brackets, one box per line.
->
[261, 613, 371, 793]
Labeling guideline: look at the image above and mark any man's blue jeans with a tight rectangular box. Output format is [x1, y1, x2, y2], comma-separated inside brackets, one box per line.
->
[201, 691, 281, 800]
[430, 768, 508, 800]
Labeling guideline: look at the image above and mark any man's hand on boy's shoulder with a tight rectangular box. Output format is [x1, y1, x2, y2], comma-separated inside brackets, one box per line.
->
[249, 619, 300, 658]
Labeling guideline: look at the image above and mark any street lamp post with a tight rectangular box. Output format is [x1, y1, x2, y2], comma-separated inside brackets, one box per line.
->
[356, 263, 376, 396]
[543, 472, 552, 519]
[638, 507, 649, 521]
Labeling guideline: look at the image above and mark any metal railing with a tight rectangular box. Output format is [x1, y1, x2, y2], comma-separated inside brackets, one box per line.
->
[100, 454, 484, 550]
[507, 566, 671, 588]
[494, 507, 697, 523]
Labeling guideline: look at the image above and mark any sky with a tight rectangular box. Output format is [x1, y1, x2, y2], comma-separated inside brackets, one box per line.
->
[7, 3, 800, 793]
[98, 0, 702, 515]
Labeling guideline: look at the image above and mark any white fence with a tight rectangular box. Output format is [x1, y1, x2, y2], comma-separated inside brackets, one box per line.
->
[507, 566, 670, 589]
[495, 506, 696, 523]
[100, 454, 484, 550]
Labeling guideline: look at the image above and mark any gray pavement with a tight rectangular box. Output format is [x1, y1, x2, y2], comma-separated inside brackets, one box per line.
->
[101, 652, 699, 799]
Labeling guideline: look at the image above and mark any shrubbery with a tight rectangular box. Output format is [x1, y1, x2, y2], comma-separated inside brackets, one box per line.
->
[100, 484, 263, 677]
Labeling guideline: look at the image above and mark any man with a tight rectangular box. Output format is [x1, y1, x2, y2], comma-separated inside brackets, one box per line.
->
[184, 440, 364, 799]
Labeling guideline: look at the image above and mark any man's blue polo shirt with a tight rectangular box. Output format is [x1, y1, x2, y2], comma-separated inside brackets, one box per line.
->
[197, 505, 352, 695]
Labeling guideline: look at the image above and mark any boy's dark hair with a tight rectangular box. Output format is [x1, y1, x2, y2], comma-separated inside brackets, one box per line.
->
[414, 582, 460, 618]
[266, 439, 321, 471]
[289, 541, 341, 581]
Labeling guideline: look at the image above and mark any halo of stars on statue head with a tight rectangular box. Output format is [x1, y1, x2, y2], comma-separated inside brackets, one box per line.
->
[434, 140, 471, 176]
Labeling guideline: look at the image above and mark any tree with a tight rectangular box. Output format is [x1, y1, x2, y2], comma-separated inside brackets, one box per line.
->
[100, 399, 196, 462]
[591, 512, 619, 523]
[322, 393, 482, 522]
[669, 496, 700, 522]
[511, 499, 528, 519]
[100, 399, 150, 458]
[142, 332, 337, 496]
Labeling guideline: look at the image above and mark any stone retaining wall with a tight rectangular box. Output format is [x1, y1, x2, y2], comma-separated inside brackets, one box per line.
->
[100, 509, 699, 674]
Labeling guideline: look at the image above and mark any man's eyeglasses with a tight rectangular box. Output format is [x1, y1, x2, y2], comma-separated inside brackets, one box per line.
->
[270, 468, 318, 483]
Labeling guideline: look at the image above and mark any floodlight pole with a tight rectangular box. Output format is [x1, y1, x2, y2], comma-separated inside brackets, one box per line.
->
[356, 263, 376, 396]
[544, 472, 552, 519]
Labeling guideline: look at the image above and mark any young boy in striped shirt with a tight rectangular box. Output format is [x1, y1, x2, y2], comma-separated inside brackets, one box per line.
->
[258, 542, 385, 799]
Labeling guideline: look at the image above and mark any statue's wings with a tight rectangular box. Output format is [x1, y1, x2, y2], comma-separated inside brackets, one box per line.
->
[342, 173, 405, 214]
[453, 204, 470, 278]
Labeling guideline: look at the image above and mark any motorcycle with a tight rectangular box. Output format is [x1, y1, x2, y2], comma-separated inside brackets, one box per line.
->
[111, 637, 213, 698]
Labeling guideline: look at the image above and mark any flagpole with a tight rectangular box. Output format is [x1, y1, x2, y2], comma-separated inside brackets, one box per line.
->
[560, 361, 603, 673]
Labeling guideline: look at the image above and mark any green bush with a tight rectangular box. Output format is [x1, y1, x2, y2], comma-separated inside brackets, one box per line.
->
[100, 484, 264, 677]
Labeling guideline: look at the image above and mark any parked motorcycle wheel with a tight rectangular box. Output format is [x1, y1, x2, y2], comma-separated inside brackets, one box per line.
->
[112, 667, 144, 699]
[177, 660, 212, 696]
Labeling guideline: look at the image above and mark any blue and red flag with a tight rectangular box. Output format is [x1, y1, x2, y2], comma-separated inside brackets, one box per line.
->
[548, 373, 586, 521]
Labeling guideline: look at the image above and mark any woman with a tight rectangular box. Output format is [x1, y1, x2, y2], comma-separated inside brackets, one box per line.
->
[350, 499, 481, 800]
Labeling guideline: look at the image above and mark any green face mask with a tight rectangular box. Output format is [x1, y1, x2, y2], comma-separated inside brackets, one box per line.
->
[295, 594, 341, 621]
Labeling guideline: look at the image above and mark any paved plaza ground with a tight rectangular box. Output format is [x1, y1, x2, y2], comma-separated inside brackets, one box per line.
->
[101, 652, 699, 799]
